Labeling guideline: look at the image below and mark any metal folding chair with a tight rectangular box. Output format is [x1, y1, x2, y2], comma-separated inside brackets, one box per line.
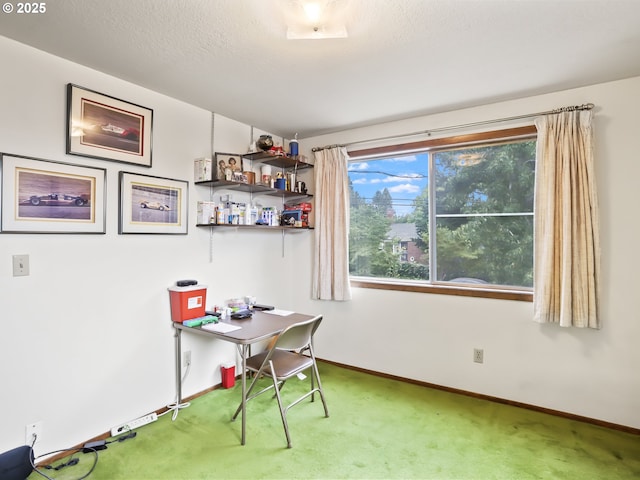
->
[231, 315, 329, 447]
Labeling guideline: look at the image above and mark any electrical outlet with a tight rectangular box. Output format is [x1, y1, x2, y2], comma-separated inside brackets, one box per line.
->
[13, 254, 30, 276]
[184, 350, 191, 366]
[111, 412, 157, 437]
[25, 421, 43, 445]
[474, 348, 484, 364]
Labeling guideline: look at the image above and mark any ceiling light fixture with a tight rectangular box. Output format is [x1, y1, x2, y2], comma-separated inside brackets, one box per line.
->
[286, 0, 348, 40]
[303, 2, 322, 22]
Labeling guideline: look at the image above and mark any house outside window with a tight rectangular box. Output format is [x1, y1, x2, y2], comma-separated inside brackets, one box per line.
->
[348, 127, 536, 299]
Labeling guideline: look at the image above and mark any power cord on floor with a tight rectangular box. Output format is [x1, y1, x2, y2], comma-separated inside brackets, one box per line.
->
[106, 431, 137, 444]
[160, 360, 191, 421]
[42, 457, 79, 471]
[29, 428, 138, 479]
[29, 434, 99, 480]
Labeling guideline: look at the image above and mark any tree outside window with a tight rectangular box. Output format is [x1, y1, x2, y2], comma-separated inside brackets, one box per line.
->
[348, 129, 536, 290]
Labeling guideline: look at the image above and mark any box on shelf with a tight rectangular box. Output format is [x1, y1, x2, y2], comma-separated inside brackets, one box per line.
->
[194, 157, 213, 182]
[197, 201, 216, 224]
[281, 209, 302, 226]
[168, 285, 207, 322]
[261, 206, 278, 226]
[219, 201, 245, 225]
[285, 202, 312, 212]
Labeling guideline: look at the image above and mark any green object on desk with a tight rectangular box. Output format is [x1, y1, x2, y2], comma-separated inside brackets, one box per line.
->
[183, 315, 218, 328]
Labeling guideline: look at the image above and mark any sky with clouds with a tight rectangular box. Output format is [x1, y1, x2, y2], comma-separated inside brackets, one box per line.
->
[348, 153, 428, 217]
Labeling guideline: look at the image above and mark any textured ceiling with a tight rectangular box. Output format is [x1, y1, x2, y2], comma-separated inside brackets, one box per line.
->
[1, 0, 640, 138]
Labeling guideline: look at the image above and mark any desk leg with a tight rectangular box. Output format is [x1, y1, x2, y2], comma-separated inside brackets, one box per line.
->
[242, 345, 249, 445]
[174, 328, 183, 407]
[240, 343, 248, 445]
[231, 344, 248, 445]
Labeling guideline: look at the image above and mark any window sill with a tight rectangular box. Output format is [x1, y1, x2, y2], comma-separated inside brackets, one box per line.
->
[350, 278, 533, 302]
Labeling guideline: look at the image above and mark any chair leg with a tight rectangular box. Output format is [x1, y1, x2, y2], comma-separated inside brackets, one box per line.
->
[270, 361, 293, 448]
[271, 379, 286, 399]
[311, 365, 315, 402]
[312, 361, 329, 418]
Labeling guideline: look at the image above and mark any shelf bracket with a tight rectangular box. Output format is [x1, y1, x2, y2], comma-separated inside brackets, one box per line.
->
[209, 228, 214, 263]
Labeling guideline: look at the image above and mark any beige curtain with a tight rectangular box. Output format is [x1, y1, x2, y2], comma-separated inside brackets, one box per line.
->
[312, 146, 352, 301]
[533, 109, 600, 328]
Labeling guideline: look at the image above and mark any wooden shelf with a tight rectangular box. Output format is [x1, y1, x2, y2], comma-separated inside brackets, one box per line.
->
[194, 180, 311, 200]
[265, 190, 312, 201]
[196, 223, 313, 231]
[194, 180, 273, 193]
[242, 151, 313, 170]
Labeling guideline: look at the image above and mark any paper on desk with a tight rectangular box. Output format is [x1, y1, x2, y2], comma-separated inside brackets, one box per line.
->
[201, 322, 242, 333]
[263, 309, 294, 316]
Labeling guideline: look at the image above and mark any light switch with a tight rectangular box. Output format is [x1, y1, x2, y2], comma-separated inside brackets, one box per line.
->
[12, 254, 29, 276]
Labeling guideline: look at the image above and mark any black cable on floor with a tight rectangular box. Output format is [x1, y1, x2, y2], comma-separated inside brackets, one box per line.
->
[29, 434, 99, 480]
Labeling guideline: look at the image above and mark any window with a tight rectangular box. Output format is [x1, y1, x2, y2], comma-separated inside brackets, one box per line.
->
[348, 127, 536, 299]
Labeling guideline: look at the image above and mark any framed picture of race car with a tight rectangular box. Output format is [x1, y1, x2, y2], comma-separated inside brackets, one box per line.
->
[118, 171, 188, 234]
[66, 83, 153, 167]
[0, 153, 106, 233]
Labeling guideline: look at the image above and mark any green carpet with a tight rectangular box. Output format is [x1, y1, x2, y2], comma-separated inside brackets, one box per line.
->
[30, 363, 640, 479]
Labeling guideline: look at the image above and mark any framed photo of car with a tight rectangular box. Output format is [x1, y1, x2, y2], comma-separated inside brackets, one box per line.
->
[119, 172, 188, 234]
[66, 84, 153, 167]
[0, 153, 106, 234]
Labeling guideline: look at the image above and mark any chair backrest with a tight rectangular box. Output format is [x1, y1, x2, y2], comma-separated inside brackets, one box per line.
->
[274, 316, 322, 352]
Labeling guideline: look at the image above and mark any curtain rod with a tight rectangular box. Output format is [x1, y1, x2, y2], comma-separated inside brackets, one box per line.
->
[311, 103, 594, 152]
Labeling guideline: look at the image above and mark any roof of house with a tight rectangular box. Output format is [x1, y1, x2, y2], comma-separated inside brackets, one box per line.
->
[388, 223, 418, 242]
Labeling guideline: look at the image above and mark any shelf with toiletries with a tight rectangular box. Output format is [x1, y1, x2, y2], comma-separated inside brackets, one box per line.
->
[194, 148, 314, 229]
[193, 179, 311, 200]
[194, 223, 313, 231]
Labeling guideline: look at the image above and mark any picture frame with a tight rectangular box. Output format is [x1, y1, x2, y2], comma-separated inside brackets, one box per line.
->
[214, 152, 243, 181]
[0, 153, 106, 234]
[119, 172, 188, 234]
[66, 83, 153, 167]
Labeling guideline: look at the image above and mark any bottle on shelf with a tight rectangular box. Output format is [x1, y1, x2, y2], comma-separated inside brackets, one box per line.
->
[289, 133, 298, 157]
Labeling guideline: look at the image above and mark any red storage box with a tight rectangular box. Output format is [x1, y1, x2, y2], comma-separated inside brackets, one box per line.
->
[285, 202, 312, 212]
[168, 285, 207, 322]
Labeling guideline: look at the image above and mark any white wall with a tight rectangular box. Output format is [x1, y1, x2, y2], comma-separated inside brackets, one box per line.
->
[1, 35, 638, 459]
[0, 37, 302, 455]
[297, 76, 640, 430]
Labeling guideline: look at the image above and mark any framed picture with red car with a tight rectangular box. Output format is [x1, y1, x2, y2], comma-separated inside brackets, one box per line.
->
[66, 83, 153, 167]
